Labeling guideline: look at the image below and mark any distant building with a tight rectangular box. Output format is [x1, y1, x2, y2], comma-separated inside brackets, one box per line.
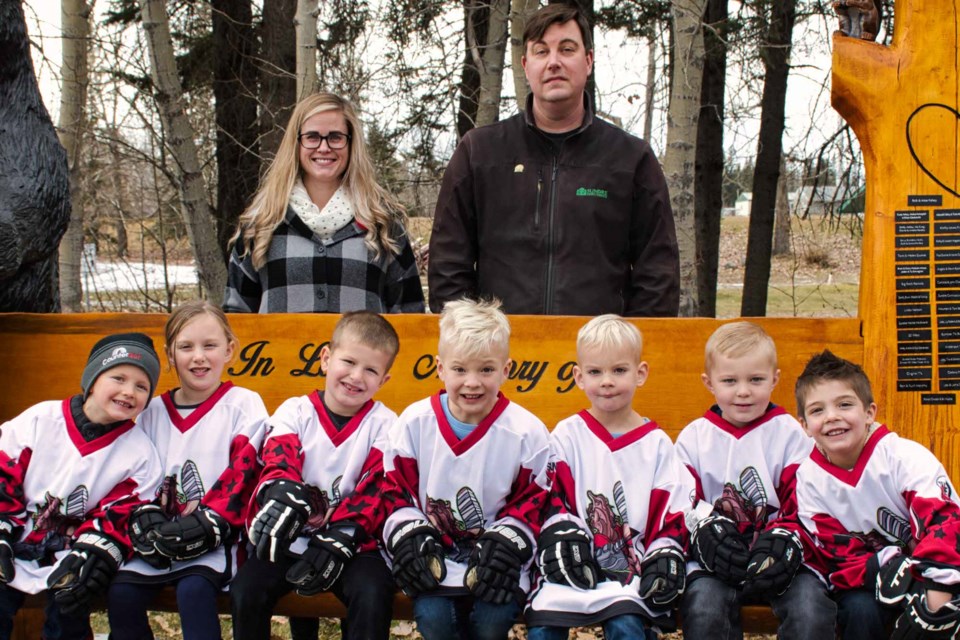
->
[735, 192, 752, 217]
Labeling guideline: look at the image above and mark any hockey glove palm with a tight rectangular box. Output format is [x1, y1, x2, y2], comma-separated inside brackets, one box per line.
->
[47, 532, 124, 615]
[286, 522, 365, 595]
[0, 520, 18, 583]
[876, 553, 921, 607]
[892, 596, 960, 640]
[386, 520, 446, 597]
[536, 521, 599, 590]
[465, 524, 533, 604]
[639, 546, 686, 607]
[691, 515, 750, 585]
[741, 528, 802, 596]
[128, 504, 171, 569]
[249, 480, 311, 562]
[153, 507, 230, 561]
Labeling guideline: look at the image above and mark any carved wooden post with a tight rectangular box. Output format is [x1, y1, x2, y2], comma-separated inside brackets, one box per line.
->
[833, 0, 960, 470]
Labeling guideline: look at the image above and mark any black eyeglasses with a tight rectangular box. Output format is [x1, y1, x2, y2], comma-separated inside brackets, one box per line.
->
[298, 131, 351, 150]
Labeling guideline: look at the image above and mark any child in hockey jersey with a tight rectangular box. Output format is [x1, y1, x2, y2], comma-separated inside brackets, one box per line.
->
[783, 351, 960, 640]
[676, 321, 836, 640]
[0, 332, 163, 640]
[231, 311, 400, 640]
[525, 315, 693, 640]
[106, 301, 268, 640]
[381, 298, 550, 640]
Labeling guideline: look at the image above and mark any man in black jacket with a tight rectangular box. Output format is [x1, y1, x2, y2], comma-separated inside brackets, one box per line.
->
[428, 3, 680, 317]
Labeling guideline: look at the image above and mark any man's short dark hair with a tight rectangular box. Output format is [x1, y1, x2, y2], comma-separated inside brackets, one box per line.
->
[795, 350, 874, 419]
[523, 3, 593, 52]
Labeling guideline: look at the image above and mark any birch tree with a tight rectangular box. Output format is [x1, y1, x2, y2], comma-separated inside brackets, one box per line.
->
[474, 0, 509, 127]
[139, 0, 226, 302]
[295, 0, 319, 100]
[510, 0, 538, 111]
[662, 0, 707, 316]
[57, 0, 93, 312]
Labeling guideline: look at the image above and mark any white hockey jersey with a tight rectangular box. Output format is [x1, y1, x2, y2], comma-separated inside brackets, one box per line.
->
[781, 425, 960, 591]
[116, 382, 268, 584]
[675, 405, 812, 570]
[525, 411, 693, 629]
[382, 392, 551, 594]
[256, 392, 398, 553]
[0, 399, 163, 594]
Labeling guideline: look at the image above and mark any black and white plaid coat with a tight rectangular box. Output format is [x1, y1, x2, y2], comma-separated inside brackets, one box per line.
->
[223, 207, 425, 313]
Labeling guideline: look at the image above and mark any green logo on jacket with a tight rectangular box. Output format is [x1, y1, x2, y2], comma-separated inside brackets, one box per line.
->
[576, 187, 608, 199]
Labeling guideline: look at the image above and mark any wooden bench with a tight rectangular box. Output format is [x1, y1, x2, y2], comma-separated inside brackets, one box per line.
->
[0, 313, 859, 637]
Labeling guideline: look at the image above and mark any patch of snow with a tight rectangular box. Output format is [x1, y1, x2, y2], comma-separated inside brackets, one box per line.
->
[83, 260, 200, 293]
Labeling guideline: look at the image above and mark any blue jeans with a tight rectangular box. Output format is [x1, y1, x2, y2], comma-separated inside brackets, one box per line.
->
[108, 574, 221, 640]
[528, 614, 657, 640]
[0, 586, 91, 640]
[835, 588, 898, 640]
[412, 594, 520, 640]
[681, 570, 836, 640]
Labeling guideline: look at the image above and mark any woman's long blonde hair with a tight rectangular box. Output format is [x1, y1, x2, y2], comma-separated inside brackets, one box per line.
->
[231, 93, 407, 270]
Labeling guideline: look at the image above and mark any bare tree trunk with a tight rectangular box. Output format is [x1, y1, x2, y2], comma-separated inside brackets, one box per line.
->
[510, 0, 538, 111]
[773, 155, 791, 256]
[741, 0, 797, 316]
[475, 0, 509, 127]
[693, 0, 727, 317]
[643, 34, 657, 143]
[212, 0, 260, 256]
[457, 0, 486, 137]
[260, 0, 297, 162]
[139, 0, 227, 303]
[108, 130, 128, 259]
[663, 0, 706, 317]
[57, 0, 92, 313]
[295, 0, 319, 100]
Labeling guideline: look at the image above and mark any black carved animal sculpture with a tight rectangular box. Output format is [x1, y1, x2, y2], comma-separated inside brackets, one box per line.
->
[0, 0, 70, 311]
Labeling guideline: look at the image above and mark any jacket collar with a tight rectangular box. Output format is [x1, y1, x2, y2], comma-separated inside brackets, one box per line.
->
[522, 91, 595, 135]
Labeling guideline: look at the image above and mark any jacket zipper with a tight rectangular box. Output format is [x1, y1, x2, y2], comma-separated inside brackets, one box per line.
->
[535, 168, 543, 230]
[544, 155, 559, 314]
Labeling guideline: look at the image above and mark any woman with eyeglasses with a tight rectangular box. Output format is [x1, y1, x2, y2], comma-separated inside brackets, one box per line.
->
[224, 92, 425, 313]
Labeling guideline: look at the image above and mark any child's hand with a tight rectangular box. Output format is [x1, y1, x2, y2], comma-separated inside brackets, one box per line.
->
[892, 593, 960, 639]
[128, 504, 171, 569]
[46, 532, 123, 615]
[153, 507, 230, 561]
[248, 480, 312, 562]
[639, 546, 686, 607]
[286, 522, 365, 595]
[875, 553, 919, 607]
[740, 527, 801, 596]
[0, 520, 17, 583]
[927, 589, 954, 613]
[465, 524, 533, 604]
[537, 521, 599, 590]
[690, 514, 750, 585]
[386, 519, 446, 596]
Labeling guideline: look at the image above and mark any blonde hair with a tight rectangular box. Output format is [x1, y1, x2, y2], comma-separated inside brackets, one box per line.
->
[576, 314, 643, 361]
[231, 92, 407, 269]
[438, 298, 510, 360]
[704, 321, 777, 372]
[164, 300, 238, 362]
[330, 311, 401, 370]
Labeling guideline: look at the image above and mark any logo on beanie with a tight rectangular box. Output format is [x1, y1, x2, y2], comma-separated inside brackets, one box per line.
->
[102, 346, 142, 367]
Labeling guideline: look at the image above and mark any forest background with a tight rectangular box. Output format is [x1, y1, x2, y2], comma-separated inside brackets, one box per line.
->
[22, 0, 886, 317]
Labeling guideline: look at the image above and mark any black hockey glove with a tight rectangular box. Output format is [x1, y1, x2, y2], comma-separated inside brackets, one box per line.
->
[892, 595, 960, 640]
[0, 519, 18, 583]
[248, 480, 311, 563]
[536, 521, 599, 590]
[741, 528, 802, 596]
[386, 519, 446, 597]
[639, 546, 686, 607]
[465, 524, 534, 604]
[286, 522, 366, 595]
[153, 507, 230, 561]
[47, 532, 124, 615]
[876, 553, 921, 607]
[128, 503, 171, 570]
[690, 514, 750, 585]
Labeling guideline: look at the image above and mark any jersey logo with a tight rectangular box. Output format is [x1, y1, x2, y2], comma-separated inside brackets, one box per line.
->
[425, 487, 485, 563]
[304, 477, 342, 532]
[714, 466, 775, 537]
[158, 460, 205, 518]
[16, 486, 88, 566]
[586, 481, 641, 585]
[575, 187, 608, 199]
